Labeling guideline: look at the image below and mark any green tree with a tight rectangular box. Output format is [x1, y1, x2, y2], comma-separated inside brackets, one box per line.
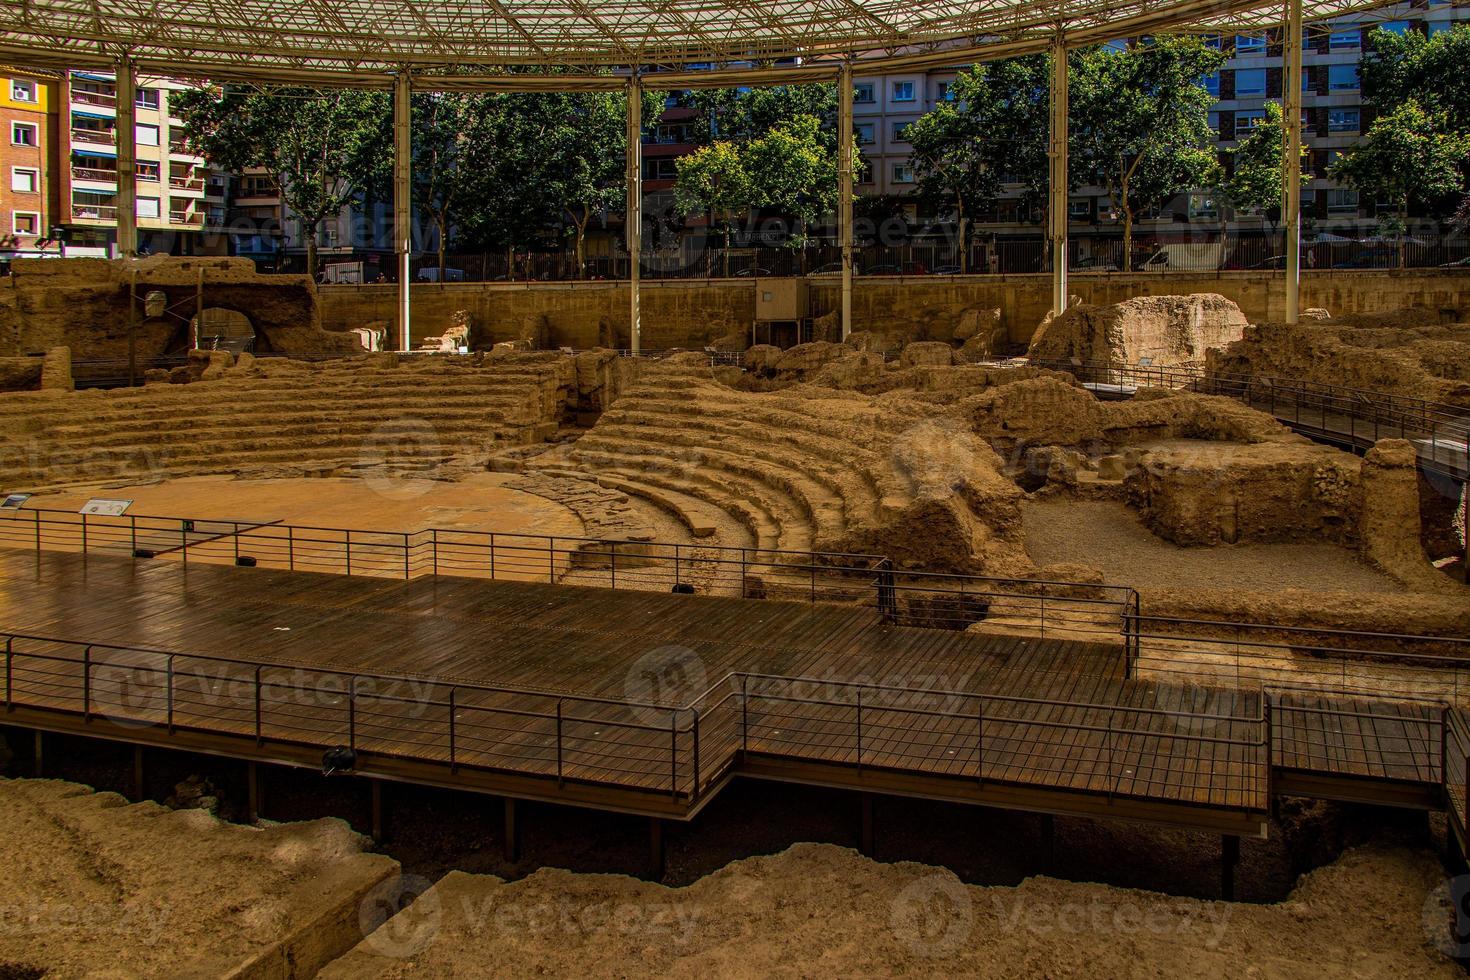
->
[673, 141, 753, 274]
[1069, 36, 1226, 266]
[172, 86, 388, 277]
[406, 91, 509, 280]
[1221, 101, 1309, 232]
[684, 84, 837, 147]
[1362, 24, 1470, 137]
[907, 56, 1048, 271]
[743, 114, 847, 254]
[1329, 99, 1470, 266]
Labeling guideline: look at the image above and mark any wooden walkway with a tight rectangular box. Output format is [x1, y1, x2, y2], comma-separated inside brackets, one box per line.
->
[0, 549, 1445, 833]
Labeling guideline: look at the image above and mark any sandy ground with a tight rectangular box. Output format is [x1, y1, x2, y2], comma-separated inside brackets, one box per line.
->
[1023, 499, 1405, 594]
[23, 472, 586, 537]
[321, 840, 1459, 979]
[0, 777, 396, 979]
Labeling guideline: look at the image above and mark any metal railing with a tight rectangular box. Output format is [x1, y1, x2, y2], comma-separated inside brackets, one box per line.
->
[1269, 685, 1447, 785]
[0, 630, 1270, 811]
[1032, 358, 1470, 480]
[1130, 614, 1470, 705]
[0, 509, 1140, 647]
[70, 204, 117, 220]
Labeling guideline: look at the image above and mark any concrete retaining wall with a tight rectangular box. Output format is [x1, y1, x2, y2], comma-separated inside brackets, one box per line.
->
[320, 270, 1470, 351]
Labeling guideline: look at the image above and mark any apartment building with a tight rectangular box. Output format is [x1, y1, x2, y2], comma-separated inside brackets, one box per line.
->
[60, 71, 228, 255]
[852, 4, 1470, 236]
[0, 68, 60, 260]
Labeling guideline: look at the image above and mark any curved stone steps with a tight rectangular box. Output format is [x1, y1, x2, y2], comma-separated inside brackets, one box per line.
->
[597, 408, 883, 528]
[577, 471, 725, 540]
[585, 417, 851, 535]
[570, 433, 824, 550]
[556, 450, 788, 554]
[32, 412, 528, 448]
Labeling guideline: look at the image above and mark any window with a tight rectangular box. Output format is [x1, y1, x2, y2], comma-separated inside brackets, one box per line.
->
[891, 121, 911, 142]
[136, 196, 160, 219]
[11, 122, 36, 146]
[135, 123, 160, 146]
[1329, 29, 1361, 50]
[12, 211, 38, 235]
[1067, 200, 1090, 219]
[1380, 21, 1411, 35]
[1326, 189, 1359, 214]
[1208, 111, 1221, 131]
[853, 82, 875, 104]
[891, 163, 915, 184]
[935, 81, 954, 102]
[1234, 69, 1267, 96]
[1188, 194, 1218, 220]
[891, 81, 915, 102]
[1429, 22, 1455, 36]
[1235, 34, 1267, 55]
[10, 168, 37, 193]
[10, 78, 36, 103]
[855, 122, 875, 145]
[134, 87, 159, 110]
[1328, 108, 1360, 133]
[1236, 109, 1267, 129]
[1328, 64, 1359, 92]
[1202, 73, 1220, 97]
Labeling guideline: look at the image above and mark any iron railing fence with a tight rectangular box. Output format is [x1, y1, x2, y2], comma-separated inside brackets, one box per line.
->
[1444, 708, 1470, 832]
[1, 631, 1273, 811]
[0, 509, 1140, 645]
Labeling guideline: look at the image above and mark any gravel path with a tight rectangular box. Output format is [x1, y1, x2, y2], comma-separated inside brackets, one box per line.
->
[1023, 499, 1406, 593]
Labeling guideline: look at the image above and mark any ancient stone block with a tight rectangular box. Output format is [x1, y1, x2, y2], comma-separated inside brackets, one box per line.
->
[1028, 293, 1248, 368]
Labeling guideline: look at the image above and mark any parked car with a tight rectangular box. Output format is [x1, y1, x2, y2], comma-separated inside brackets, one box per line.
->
[734, 267, 774, 277]
[1071, 256, 1119, 272]
[931, 265, 964, 275]
[1248, 255, 1288, 270]
[1440, 256, 1470, 269]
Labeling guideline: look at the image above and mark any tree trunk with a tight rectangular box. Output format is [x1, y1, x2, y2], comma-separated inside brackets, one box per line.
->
[957, 205, 968, 273]
[305, 230, 319, 281]
[505, 246, 514, 281]
[437, 213, 448, 280]
[1122, 208, 1134, 272]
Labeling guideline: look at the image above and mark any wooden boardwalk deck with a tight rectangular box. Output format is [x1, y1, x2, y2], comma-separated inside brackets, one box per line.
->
[0, 549, 1445, 832]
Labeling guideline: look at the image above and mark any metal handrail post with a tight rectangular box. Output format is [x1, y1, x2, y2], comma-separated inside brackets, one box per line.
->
[254, 665, 263, 745]
[82, 645, 92, 721]
[345, 529, 352, 576]
[556, 699, 564, 787]
[81, 512, 87, 555]
[166, 654, 174, 733]
[670, 710, 678, 796]
[448, 687, 458, 773]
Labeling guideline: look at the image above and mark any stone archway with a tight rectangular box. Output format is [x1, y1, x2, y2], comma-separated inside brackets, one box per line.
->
[191, 307, 259, 352]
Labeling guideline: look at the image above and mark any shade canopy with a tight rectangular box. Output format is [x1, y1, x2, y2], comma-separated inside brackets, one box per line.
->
[0, 0, 1397, 86]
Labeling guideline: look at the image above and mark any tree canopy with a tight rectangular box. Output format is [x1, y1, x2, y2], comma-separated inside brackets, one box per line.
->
[172, 86, 389, 276]
[1222, 101, 1308, 229]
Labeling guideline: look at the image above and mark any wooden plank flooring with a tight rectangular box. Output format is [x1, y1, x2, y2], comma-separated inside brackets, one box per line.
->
[0, 549, 1441, 819]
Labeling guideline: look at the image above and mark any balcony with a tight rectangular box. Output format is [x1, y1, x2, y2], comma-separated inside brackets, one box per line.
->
[169, 210, 205, 226]
[72, 204, 118, 220]
[71, 127, 115, 147]
[168, 139, 201, 157]
[169, 175, 206, 191]
[71, 90, 116, 109]
[71, 165, 117, 183]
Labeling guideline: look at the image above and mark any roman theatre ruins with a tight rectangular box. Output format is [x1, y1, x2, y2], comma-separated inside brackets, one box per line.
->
[0, 0, 1467, 975]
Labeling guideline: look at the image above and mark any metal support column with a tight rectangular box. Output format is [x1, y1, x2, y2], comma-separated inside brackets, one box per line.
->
[838, 61, 855, 340]
[859, 792, 874, 857]
[33, 730, 44, 778]
[393, 71, 413, 350]
[132, 745, 145, 801]
[1221, 834, 1240, 901]
[1282, 0, 1305, 324]
[626, 73, 644, 355]
[114, 59, 138, 257]
[503, 797, 521, 862]
[247, 761, 261, 822]
[1047, 34, 1069, 316]
[370, 779, 384, 843]
[648, 817, 665, 880]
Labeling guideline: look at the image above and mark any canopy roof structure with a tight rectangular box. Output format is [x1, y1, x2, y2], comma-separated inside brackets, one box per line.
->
[0, 0, 1397, 86]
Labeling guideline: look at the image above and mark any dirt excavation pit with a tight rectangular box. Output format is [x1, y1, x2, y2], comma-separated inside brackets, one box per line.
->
[0, 777, 396, 978]
[323, 840, 1457, 978]
[1023, 498, 1406, 594]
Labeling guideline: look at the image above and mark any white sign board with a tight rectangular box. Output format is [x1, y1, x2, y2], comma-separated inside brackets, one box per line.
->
[0, 493, 30, 510]
[79, 498, 132, 517]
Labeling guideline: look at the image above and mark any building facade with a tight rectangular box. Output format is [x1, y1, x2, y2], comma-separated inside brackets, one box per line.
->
[60, 70, 228, 255]
[0, 67, 60, 261]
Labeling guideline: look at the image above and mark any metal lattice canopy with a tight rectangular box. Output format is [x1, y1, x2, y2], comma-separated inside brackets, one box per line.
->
[0, 0, 1397, 86]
